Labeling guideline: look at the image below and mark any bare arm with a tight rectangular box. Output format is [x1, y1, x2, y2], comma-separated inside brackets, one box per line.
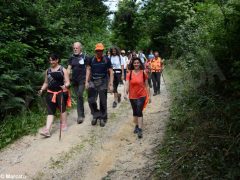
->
[85, 65, 91, 89]
[108, 68, 114, 92]
[121, 65, 124, 80]
[39, 70, 48, 95]
[145, 71, 151, 101]
[67, 65, 72, 76]
[145, 79, 150, 95]
[125, 80, 129, 96]
[62, 68, 70, 88]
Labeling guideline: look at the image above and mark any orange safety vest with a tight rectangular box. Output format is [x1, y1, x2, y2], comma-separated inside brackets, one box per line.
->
[47, 89, 71, 107]
[150, 57, 163, 72]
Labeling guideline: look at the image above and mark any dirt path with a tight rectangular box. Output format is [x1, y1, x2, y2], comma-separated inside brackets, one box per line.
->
[0, 80, 170, 180]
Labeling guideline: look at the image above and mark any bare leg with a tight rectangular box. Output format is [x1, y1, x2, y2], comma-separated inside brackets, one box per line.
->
[138, 117, 143, 129]
[137, 116, 143, 138]
[114, 92, 118, 102]
[133, 116, 138, 125]
[46, 115, 54, 130]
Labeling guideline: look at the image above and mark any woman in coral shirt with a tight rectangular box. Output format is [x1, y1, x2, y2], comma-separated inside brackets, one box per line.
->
[125, 57, 150, 139]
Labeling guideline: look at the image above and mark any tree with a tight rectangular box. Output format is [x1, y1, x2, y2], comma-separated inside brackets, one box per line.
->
[111, 0, 140, 50]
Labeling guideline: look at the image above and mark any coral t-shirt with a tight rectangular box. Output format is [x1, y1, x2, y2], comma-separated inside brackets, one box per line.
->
[126, 70, 148, 99]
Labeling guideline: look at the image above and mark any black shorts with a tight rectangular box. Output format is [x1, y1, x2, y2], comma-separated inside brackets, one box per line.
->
[113, 73, 122, 93]
[124, 69, 127, 81]
[130, 96, 146, 117]
[46, 92, 68, 115]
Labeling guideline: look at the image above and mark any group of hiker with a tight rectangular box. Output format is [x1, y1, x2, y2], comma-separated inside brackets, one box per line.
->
[39, 42, 164, 139]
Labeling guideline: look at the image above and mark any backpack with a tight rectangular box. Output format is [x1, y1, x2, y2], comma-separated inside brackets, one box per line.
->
[70, 53, 87, 65]
[91, 56, 108, 64]
[47, 66, 64, 86]
[47, 66, 64, 76]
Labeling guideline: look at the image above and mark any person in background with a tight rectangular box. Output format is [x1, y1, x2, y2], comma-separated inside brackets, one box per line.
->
[85, 43, 113, 127]
[120, 49, 128, 81]
[67, 42, 87, 124]
[145, 54, 154, 88]
[125, 57, 150, 139]
[138, 50, 147, 64]
[105, 50, 111, 59]
[151, 51, 164, 96]
[39, 53, 70, 137]
[110, 47, 124, 108]
[127, 50, 138, 72]
[148, 49, 154, 57]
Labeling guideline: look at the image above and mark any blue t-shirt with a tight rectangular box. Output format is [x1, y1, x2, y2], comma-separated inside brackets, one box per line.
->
[88, 56, 112, 80]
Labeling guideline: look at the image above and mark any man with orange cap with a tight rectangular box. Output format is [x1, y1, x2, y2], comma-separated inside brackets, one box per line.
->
[85, 43, 114, 127]
[151, 51, 164, 95]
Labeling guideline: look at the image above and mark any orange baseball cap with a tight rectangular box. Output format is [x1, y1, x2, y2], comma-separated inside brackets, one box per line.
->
[95, 43, 104, 51]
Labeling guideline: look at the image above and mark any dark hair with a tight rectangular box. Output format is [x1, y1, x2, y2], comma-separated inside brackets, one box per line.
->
[129, 57, 146, 81]
[128, 57, 144, 70]
[110, 47, 120, 56]
[106, 50, 110, 55]
[49, 53, 61, 63]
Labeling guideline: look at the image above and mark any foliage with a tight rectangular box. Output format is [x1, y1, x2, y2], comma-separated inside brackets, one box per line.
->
[0, 0, 110, 148]
[0, 97, 46, 149]
[122, 0, 240, 178]
[0, 0, 110, 120]
[110, 0, 141, 50]
[155, 66, 240, 179]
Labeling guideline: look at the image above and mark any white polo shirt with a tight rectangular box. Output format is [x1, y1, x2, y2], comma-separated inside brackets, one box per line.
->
[111, 55, 124, 73]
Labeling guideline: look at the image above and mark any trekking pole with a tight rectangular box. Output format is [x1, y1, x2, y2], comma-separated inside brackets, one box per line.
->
[59, 90, 63, 141]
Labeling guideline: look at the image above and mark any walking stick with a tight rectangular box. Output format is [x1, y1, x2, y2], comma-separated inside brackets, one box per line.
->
[59, 90, 63, 141]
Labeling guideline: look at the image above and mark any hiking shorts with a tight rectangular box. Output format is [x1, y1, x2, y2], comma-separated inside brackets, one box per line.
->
[130, 96, 146, 117]
[124, 69, 127, 81]
[113, 73, 122, 93]
[46, 92, 68, 115]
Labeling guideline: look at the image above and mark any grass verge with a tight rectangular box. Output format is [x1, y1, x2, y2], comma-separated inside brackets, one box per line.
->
[0, 87, 85, 150]
[153, 65, 240, 179]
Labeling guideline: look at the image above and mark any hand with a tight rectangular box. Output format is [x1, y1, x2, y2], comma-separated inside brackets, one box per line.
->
[121, 75, 124, 81]
[60, 85, 67, 90]
[38, 89, 43, 96]
[85, 82, 89, 89]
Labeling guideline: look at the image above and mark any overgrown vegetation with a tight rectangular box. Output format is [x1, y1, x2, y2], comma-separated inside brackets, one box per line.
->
[112, 0, 240, 178]
[0, 0, 110, 148]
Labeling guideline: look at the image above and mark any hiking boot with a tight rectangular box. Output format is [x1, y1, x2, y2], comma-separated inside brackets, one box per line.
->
[40, 128, 51, 138]
[117, 94, 122, 103]
[91, 118, 97, 126]
[99, 119, 105, 127]
[157, 90, 160, 94]
[133, 125, 139, 134]
[77, 117, 84, 124]
[153, 92, 157, 96]
[138, 128, 143, 139]
[112, 101, 117, 108]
